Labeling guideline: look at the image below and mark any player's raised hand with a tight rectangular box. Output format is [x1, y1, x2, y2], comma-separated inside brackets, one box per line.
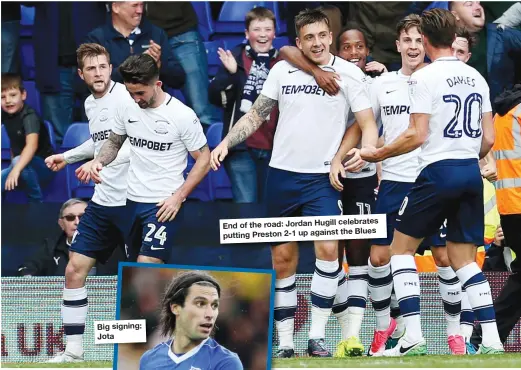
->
[45, 154, 67, 172]
[89, 160, 104, 184]
[481, 161, 498, 182]
[156, 193, 184, 222]
[365, 61, 387, 74]
[312, 68, 340, 96]
[75, 160, 94, 184]
[329, 157, 345, 191]
[343, 148, 365, 173]
[217, 47, 237, 74]
[210, 141, 229, 171]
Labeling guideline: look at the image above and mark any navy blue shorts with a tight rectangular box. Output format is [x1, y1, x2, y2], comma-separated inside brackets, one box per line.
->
[125, 200, 182, 262]
[342, 175, 378, 216]
[372, 180, 446, 247]
[265, 167, 342, 219]
[396, 159, 483, 245]
[70, 201, 133, 263]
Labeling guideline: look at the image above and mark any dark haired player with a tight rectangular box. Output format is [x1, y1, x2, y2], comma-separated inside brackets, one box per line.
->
[90, 54, 210, 264]
[139, 271, 243, 369]
[210, 8, 378, 358]
[362, 9, 504, 356]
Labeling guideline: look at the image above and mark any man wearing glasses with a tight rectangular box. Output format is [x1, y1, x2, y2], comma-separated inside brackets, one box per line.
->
[18, 198, 87, 276]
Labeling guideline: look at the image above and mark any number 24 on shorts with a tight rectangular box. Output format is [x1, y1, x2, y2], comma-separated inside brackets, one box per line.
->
[144, 223, 167, 245]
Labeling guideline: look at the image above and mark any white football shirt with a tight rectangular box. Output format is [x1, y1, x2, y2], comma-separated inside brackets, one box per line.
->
[372, 70, 421, 182]
[261, 55, 372, 173]
[409, 57, 492, 171]
[344, 75, 380, 179]
[112, 93, 207, 203]
[65, 81, 133, 207]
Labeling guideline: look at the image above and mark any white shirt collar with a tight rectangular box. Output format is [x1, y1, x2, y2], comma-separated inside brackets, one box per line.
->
[167, 337, 210, 364]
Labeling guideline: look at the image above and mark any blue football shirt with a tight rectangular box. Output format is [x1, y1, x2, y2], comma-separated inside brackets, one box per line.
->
[139, 338, 243, 370]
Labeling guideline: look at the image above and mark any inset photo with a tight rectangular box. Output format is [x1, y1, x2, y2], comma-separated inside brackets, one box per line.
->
[115, 263, 275, 370]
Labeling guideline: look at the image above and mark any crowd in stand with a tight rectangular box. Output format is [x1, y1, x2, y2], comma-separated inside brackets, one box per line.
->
[1, 0, 520, 299]
[2, 1, 520, 363]
[2, 2, 520, 206]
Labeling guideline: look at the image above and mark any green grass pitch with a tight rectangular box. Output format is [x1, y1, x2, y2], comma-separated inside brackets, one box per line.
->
[272, 353, 521, 368]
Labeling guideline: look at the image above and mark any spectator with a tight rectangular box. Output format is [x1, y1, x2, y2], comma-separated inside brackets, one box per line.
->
[28, 2, 107, 144]
[17, 198, 87, 276]
[85, 1, 185, 91]
[208, 7, 280, 203]
[450, 1, 521, 103]
[146, 2, 222, 130]
[470, 83, 521, 350]
[339, 2, 413, 71]
[1, 73, 54, 202]
[494, 2, 521, 29]
[451, 26, 476, 63]
[1, 2, 21, 74]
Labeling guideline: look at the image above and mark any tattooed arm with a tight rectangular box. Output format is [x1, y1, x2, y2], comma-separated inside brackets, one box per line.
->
[226, 94, 277, 148]
[89, 132, 127, 183]
[96, 132, 127, 166]
[210, 94, 276, 170]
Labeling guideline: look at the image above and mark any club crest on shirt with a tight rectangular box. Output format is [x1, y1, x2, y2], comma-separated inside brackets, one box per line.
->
[99, 108, 109, 122]
[154, 120, 169, 135]
[408, 79, 417, 96]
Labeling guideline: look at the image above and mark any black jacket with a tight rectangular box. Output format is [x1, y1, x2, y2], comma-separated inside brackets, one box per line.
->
[494, 84, 521, 116]
[18, 233, 70, 276]
[85, 18, 185, 89]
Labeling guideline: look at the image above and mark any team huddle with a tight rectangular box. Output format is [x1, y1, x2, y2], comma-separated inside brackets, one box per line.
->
[44, 5, 502, 366]
[44, 45, 242, 368]
[212, 7, 503, 358]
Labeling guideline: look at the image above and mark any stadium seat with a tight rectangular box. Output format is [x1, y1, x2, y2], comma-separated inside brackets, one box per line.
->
[168, 88, 186, 104]
[191, 1, 214, 41]
[44, 120, 57, 152]
[61, 122, 90, 149]
[2, 125, 11, 169]
[184, 155, 214, 201]
[20, 5, 35, 37]
[61, 123, 93, 200]
[425, 1, 449, 10]
[206, 122, 223, 148]
[220, 36, 247, 50]
[204, 40, 225, 77]
[214, 1, 286, 35]
[20, 40, 36, 81]
[65, 160, 95, 200]
[206, 122, 233, 200]
[2, 124, 11, 158]
[23, 80, 40, 115]
[273, 35, 290, 50]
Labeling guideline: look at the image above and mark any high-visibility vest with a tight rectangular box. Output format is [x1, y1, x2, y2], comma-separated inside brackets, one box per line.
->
[483, 178, 500, 245]
[493, 104, 521, 215]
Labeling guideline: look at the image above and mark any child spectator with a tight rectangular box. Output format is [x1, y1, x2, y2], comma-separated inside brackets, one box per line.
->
[1, 73, 54, 202]
[208, 7, 280, 203]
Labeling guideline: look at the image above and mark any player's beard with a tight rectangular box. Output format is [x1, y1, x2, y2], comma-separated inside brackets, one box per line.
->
[89, 78, 110, 95]
[138, 88, 158, 109]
